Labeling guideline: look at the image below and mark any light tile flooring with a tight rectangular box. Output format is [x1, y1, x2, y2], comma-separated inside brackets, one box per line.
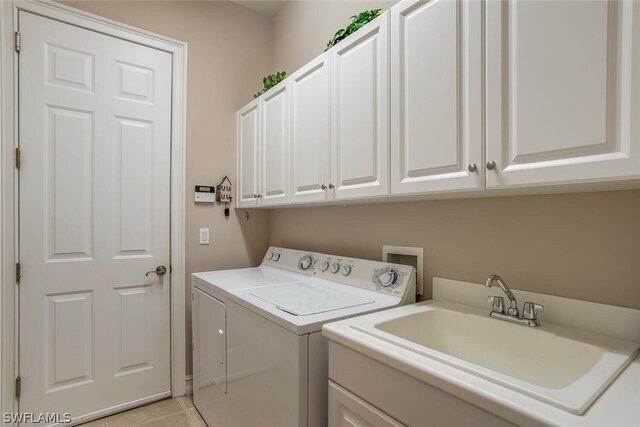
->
[79, 396, 206, 427]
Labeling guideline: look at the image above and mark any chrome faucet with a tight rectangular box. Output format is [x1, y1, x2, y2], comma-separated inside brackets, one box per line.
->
[484, 274, 544, 327]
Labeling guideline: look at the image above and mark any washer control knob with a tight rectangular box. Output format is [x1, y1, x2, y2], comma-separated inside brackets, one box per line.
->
[319, 261, 330, 272]
[267, 252, 274, 260]
[331, 262, 341, 274]
[298, 255, 314, 270]
[273, 253, 280, 261]
[376, 267, 399, 288]
[341, 265, 352, 276]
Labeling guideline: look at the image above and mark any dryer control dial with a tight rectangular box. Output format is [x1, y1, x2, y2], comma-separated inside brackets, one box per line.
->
[341, 265, 352, 276]
[273, 253, 281, 261]
[375, 267, 400, 288]
[330, 262, 341, 273]
[298, 255, 314, 270]
[319, 260, 330, 272]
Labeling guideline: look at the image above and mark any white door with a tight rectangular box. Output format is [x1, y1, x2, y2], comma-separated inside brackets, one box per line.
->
[260, 82, 289, 206]
[18, 12, 172, 422]
[331, 13, 389, 200]
[391, 0, 483, 196]
[486, 0, 640, 188]
[290, 52, 332, 204]
[237, 99, 261, 207]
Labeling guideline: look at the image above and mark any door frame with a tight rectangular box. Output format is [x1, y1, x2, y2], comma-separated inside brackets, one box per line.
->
[0, 0, 188, 420]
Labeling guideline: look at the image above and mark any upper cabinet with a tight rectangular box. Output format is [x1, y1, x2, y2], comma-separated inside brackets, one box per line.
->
[331, 12, 390, 200]
[261, 82, 290, 206]
[486, 0, 640, 188]
[390, 0, 483, 195]
[290, 52, 332, 204]
[236, 99, 260, 208]
[237, 0, 640, 208]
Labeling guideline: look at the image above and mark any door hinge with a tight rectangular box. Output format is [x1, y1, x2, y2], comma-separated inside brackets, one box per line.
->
[15, 377, 21, 398]
[15, 147, 21, 169]
[16, 262, 21, 283]
[14, 31, 20, 53]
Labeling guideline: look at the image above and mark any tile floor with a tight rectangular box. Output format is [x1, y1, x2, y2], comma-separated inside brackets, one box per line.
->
[79, 396, 205, 427]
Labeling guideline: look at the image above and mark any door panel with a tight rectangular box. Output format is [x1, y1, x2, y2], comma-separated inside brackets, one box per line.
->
[19, 11, 172, 421]
[290, 52, 331, 203]
[193, 288, 226, 407]
[261, 82, 290, 206]
[391, 0, 483, 195]
[331, 13, 389, 200]
[486, 0, 640, 188]
[328, 382, 405, 427]
[237, 100, 260, 207]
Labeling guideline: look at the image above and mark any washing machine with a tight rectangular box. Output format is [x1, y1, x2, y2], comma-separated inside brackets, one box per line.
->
[192, 247, 416, 427]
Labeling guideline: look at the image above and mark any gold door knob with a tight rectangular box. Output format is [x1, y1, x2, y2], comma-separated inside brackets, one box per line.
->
[468, 163, 477, 172]
[486, 161, 496, 170]
[146, 265, 167, 276]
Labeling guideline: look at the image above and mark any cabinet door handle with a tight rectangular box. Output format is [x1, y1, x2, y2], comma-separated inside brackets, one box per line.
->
[486, 161, 496, 170]
[328, 183, 335, 190]
[468, 163, 477, 173]
[321, 184, 327, 190]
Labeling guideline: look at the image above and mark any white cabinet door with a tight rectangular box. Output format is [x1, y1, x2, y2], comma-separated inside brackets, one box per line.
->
[328, 382, 405, 427]
[391, 0, 483, 195]
[260, 82, 290, 206]
[331, 13, 390, 200]
[237, 99, 260, 207]
[290, 52, 332, 203]
[192, 288, 226, 403]
[486, 0, 640, 189]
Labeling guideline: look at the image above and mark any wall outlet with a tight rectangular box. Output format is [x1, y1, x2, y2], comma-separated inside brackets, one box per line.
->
[199, 228, 210, 245]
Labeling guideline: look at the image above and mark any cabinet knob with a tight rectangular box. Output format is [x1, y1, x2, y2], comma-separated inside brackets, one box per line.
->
[468, 163, 477, 173]
[486, 161, 496, 170]
[321, 184, 327, 190]
[257, 193, 262, 199]
[253, 193, 258, 199]
[328, 183, 335, 190]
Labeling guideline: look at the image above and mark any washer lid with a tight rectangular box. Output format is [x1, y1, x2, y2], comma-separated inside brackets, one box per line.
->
[250, 282, 375, 316]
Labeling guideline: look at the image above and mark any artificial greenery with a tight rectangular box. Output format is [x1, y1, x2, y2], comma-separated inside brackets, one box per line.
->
[254, 71, 287, 98]
[325, 9, 382, 51]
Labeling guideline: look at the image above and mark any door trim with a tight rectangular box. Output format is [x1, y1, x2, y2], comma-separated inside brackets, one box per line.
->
[0, 0, 188, 420]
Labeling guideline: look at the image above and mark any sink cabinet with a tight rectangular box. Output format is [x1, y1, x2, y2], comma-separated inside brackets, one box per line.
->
[328, 342, 515, 427]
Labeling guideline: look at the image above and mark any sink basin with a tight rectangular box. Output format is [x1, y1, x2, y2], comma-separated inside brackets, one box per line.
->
[352, 302, 639, 414]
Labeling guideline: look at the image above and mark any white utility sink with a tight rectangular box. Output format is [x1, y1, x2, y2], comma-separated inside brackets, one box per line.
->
[351, 301, 640, 415]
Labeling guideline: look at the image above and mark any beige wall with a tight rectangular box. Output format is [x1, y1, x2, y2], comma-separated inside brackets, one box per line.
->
[270, 191, 640, 309]
[269, 1, 640, 310]
[59, 0, 274, 374]
[273, 0, 397, 73]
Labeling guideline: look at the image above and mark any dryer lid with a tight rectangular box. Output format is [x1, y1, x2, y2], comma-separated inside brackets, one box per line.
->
[250, 282, 374, 316]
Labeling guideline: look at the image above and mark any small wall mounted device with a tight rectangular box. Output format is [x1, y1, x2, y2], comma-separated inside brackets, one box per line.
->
[195, 185, 216, 203]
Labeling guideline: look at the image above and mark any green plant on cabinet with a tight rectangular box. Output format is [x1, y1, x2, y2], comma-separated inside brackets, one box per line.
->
[325, 9, 382, 51]
[254, 71, 287, 98]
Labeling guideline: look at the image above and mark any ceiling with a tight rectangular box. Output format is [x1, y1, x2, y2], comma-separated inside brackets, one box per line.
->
[231, 1, 288, 17]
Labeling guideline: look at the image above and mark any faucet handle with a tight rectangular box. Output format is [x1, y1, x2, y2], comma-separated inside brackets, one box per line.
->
[523, 302, 544, 320]
[487, 296, 505, 313]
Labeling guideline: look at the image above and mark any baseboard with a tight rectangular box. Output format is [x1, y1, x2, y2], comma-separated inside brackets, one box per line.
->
[185, 375, 193, 395]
